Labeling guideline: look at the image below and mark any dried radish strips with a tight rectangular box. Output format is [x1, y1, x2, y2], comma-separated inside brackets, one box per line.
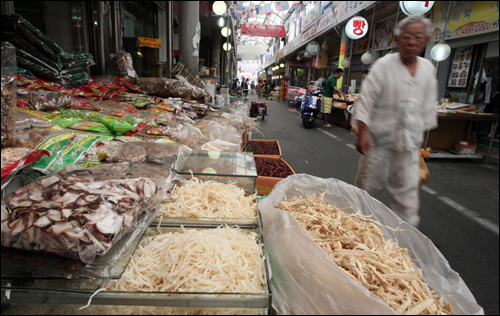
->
[104, 226, 266, 294]
[276, 192, 452, 315]
[159, 178, 257, 218]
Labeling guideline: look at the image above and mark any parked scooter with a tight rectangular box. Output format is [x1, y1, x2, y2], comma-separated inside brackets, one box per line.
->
[300, 87, 322, 128]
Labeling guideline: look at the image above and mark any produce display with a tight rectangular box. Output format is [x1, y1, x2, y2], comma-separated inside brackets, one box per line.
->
[1, 166, 166, 263]
[276, 192, 452, 315]
[254, 157, 294, 178]
[104, 226, 266, 293]
[160, 178, 257, 218]
[246, 141, 279, 156]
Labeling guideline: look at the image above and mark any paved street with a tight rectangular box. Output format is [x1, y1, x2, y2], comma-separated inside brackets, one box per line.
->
[249, 95, 500, 315]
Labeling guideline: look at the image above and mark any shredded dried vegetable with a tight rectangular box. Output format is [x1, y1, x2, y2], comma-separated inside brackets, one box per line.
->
[276, 192, 452, 315]
[104, 226, 266, 294]
[159, 178, 257, 218]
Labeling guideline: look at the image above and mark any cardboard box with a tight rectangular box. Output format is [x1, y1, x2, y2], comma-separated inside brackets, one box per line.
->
[255, 157, 295, 196]
[246, 139, 282, 158]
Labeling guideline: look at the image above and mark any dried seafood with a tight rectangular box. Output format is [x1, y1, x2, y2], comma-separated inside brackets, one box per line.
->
[1, 166, 165, 263]
[276, 192, 452, 315]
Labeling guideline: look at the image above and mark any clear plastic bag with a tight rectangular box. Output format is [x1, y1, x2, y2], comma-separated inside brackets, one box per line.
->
[17, 88, 73, 111]
[15, 46, 61, 74]
[109, 51, 138, 83]
[2, 42, 17, 148]
[195, 120, 242, 146]
[175, 74, 207, 99]
[174, 123, 204, 147]
[13, 109, 53, 130]
[1, 164, 170, 264]
[259, 174, 484, 315]
[148, 78, 192, 99]
[191, 138, 240, 152]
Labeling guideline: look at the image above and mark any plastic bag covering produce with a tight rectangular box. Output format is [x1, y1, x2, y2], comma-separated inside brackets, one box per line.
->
[62, 58, 95, 70]
[13, 109, 53, 130]
[195, 120, 242, 146]
[99, 141, 191, 169]
[17, 88, 72, 111]
[148, 78, 192, 99]
[175, 74, 207, 99]
[173, 124, 204, 147]
[191, 138, 240, 152]
[1, 42, 17, 147]
[110, 51, 138, 82]
[10, 126, 64, 150]
[61, 109, 135, 134]
[258, 174, 484, 315]
[0, 165, 169, 264]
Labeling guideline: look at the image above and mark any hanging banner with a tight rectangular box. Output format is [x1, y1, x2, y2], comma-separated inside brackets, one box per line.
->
[241, 23, 287, 38]
[371, 12, 406, 51]
[334, 1, 376, 25]
[448, 46, 473, 88]
[431, 1, 499, 42]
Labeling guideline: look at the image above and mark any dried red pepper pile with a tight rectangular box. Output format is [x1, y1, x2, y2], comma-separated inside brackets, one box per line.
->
[255, 157, 293, 178]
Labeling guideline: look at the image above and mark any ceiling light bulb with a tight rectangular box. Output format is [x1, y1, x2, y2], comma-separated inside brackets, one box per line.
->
[430, 40, 451, 61]
[221, 26, 231, 37]
[219, 17, 225, 27]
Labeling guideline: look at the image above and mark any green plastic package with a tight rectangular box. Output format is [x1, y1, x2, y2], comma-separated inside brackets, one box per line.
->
[49, 134, 102, 171]
[43, 113, 83, 128]
[32, 132, 74, 173]
[62, 109, 134, 134]
[69, 121, 112, 133]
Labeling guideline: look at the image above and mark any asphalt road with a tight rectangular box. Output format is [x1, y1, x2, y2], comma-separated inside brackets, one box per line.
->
[250, 95, 499, 315]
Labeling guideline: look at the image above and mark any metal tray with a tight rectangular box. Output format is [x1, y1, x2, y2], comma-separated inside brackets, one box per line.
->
[0, 211, 156, 280]
[1, 223, 272, 313]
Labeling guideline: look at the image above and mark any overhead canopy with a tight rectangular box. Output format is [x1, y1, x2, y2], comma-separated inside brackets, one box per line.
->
[237, 45, 268, 55]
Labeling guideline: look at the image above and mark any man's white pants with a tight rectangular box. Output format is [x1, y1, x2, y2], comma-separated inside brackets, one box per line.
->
[354, 147, 420, 226]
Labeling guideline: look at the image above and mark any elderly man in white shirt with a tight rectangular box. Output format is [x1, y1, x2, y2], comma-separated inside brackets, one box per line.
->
[351, 15, 438, 227]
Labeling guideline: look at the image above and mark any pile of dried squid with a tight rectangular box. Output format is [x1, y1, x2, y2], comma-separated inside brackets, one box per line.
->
[276, 192, 452, 315]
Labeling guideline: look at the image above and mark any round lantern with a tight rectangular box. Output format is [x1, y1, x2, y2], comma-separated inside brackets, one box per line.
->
[361, 51, 373, 65]
[400, 1, 434, 15]
[221, 27, 231, 37]
[213, 1, 227, 15]
[345, 17, 369, 40]
[430, 40, 451, 61]
[223, 42, 232, 51]
[306, 41, 320, 56]
[280, 63, 285, 68]
[341, 59, 351, 68]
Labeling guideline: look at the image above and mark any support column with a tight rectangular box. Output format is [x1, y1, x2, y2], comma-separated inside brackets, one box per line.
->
[179, 1, 199, 74]
[158, 6, 167, 62]
[338, 26, 349, 93]
[212, 35, 221, 76]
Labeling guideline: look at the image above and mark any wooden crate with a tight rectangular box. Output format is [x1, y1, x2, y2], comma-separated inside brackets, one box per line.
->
[246, 139, 282, 158]
[255, 157, 295, 196]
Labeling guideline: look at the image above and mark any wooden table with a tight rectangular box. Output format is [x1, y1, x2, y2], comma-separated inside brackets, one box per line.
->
[424, 111, 499, 164]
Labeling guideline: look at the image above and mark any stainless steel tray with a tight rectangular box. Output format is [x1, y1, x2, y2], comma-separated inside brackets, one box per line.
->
[1, 224, 272, 313]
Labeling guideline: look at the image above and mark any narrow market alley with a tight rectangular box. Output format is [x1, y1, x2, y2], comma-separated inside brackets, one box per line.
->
[249, 95, 500, 315]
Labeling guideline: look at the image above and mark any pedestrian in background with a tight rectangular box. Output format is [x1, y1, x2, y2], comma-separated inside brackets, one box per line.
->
[321, 68, 347, 128]
[351, 14, 438, 227]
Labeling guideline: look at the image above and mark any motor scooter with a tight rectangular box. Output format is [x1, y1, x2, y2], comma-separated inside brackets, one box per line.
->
[300, 87, 322, 128]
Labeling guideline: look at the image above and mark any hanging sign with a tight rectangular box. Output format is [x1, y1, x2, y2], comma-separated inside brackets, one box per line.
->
[345, 17, 369, 40]
[431, 1, 499, 42]
[400, 1, 434, 15]
[138, 37, 162, 48]
[241, 23, 287, 38]
[306, 41, 320, 56]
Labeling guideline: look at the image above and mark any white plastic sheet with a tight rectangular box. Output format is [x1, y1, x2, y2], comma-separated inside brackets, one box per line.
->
[259, 174, 483, 315]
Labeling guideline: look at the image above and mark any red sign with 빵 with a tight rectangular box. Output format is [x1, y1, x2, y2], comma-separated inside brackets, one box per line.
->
[241, 23, 286, 38]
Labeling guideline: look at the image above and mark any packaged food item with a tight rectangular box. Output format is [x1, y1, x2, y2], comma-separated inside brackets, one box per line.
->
[17, 88, 73, 111]
[191, 138, 240, 152]
[110, 52, 138, 82]
[13, 109, 53, 130]
[60, 52, 93, 62]
[61, 109, 135, 134]
[10, 127, 64, 150]
[1, 42, 17, 147]
[69, 121, 112, 134]
[16, 56, 60, 83]
[1, 147, 33, 169]
[0, 165, 167, 263]
[29, 132, 74, 172]
[14, 47, 60, 75]
[99, 142, 148, 164]
[16, 67, 36, 79]
[49, 134, 102, 171]
[1, 148, 49, 188]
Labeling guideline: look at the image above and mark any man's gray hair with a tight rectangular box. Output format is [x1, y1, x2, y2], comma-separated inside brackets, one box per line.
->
[394, 14, 432, 38]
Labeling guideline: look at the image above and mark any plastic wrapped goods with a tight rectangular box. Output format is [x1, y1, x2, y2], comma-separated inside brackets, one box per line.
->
[1, 42, 17, 147]
[259, 174, 484, 315]
[110, 52, 138, 83]
[17, 88, 73, 111]
[0, 165, 168, 263]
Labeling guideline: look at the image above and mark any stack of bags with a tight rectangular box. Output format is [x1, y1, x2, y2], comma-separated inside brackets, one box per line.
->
[1, 14, 95, 87]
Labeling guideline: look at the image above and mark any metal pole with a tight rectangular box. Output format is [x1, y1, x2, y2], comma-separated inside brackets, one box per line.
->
[166, 1, 173, 77]
[485, 120, 498, 164]
[97, 1, 106, 75]
[424, 130, 431, 149]
[111, 1, 120, 53]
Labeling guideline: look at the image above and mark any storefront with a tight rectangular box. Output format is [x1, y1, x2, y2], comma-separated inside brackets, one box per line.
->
[424, 1, 499, 158]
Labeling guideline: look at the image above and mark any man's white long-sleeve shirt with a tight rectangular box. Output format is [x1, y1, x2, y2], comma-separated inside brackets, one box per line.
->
[351, 53, 438, 151]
